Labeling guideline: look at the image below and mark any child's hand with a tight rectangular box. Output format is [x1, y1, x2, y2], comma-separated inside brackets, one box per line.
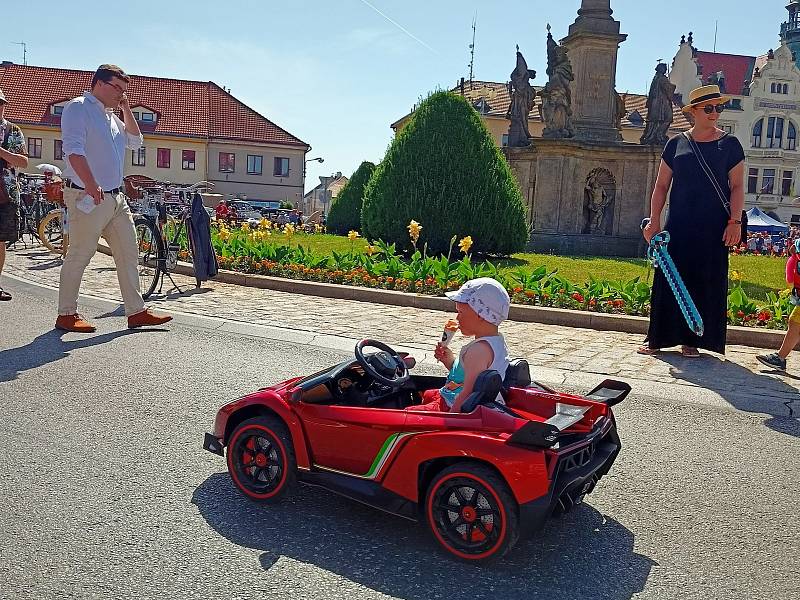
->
[434, 342, 454, 369]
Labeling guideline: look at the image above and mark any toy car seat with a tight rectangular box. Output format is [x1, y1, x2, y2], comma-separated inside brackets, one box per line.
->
[459, 370, 503, 413]
[503, 359, 531, 389]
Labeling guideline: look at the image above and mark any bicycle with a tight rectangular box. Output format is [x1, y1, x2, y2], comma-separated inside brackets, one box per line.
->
[5, 173, 57, 249]
[129, 179, 214, 299]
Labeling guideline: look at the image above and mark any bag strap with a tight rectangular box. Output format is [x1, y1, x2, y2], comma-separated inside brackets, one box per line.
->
[683, 131, 731, 217]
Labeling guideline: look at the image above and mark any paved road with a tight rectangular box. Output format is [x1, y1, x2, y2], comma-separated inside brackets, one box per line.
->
[0, 280, 797, 600]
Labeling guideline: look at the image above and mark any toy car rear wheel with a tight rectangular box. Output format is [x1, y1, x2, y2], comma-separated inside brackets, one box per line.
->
[425, 463, 519, 563]
[226, 416, 297, 503]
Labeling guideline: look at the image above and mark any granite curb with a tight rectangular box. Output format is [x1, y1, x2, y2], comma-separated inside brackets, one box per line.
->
[97, 244, 786, 350]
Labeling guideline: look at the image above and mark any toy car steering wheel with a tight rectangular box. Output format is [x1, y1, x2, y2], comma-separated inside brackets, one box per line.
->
[354, 339, 410, 387]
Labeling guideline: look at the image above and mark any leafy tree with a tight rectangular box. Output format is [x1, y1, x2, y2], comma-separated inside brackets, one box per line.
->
[361, 91, 527, 255]
[326, 161, 376, 235]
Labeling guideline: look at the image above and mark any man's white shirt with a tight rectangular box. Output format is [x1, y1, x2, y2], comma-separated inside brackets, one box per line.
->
[61, 92, 143, 191]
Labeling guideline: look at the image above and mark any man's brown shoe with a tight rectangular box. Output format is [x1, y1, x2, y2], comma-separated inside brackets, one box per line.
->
[128, 309, 173, 329]
[55, 314, 97, 333]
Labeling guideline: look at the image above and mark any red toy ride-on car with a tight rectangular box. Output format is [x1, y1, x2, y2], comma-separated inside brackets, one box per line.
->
[203, 339, 628, 563]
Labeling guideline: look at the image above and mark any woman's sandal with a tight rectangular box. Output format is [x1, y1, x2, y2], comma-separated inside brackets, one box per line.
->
[637, 346, 659, 355]
[681, 346, 701, 358]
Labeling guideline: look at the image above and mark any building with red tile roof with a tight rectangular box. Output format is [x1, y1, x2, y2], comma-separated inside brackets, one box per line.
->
[0, 61, 310, 204]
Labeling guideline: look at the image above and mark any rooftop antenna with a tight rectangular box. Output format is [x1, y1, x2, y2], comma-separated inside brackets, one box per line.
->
[11, 41, 27, 66]
[713, 20, 718, 52]
[468, 12, 477, 85]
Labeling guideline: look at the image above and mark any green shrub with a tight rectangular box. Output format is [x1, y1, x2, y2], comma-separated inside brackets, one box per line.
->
[327, 161, 376, 235]
[361, 90, 528, 255]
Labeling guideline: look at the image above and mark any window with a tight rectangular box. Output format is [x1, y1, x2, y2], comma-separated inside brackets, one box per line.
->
[784, 83, 790, 94]
[219, 152, 235, 173]
[762, 168, 776, 194]
[247, 154, 263, 175]
[720, 124, 734, 134]
[273, 157, 289, 177]
[156, 148, 171, 169]
[140, 113, 155, 123]
[747, 168, 759, 194]
[182, 150, 196, 170]
[27, 138, 42, 158]
[501, 134, 509, 147]
[52, 105, 63, 116]
[783, 170, 794, 196]
[765, 117, 785, 148]
[771, 83, 776, 93]
[132, 147, 146, 167]
[789, 122, 797, 150]
[133, 111, 140, 121]
[54, 139, 63, 161]
[752, 119, 763, 147]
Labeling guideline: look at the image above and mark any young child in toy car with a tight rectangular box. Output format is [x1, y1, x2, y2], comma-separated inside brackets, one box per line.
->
[410, 278, 511, 413]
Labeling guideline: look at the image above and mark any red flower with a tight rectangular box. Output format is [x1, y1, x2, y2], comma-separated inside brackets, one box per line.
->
[572, 292, 584, 303]
[757, 310, 771, 322]
[737, 310, 745, 318]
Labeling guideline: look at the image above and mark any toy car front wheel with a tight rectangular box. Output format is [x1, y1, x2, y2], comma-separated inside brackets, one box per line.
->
[425, 463, 519, 563]
[226, 416, 297, 503]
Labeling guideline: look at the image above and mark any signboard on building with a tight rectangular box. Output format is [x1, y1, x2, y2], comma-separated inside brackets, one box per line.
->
[756, 99, 800, 111]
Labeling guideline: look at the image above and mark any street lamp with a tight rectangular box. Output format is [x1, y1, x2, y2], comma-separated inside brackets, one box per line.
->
[303, 156, 324, 211]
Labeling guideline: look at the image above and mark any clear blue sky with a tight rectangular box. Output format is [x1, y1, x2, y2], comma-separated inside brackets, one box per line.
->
[7, 1, 789, 190]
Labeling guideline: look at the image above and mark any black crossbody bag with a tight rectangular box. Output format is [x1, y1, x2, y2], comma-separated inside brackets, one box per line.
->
[683, 131, 747, 244]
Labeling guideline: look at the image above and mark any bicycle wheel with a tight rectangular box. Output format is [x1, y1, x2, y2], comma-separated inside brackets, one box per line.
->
[38, 210, 66, 254]
[183, 219, 202, 288]
[134, 216, 162, 300]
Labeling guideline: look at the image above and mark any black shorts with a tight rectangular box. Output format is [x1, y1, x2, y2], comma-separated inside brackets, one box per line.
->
[0, 202, 19, 242]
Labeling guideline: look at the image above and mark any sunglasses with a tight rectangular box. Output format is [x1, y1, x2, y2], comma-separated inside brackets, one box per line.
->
[700, 104, 725, 114]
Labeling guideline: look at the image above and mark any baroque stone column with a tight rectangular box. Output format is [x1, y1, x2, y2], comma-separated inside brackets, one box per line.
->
[561, 0, 627, 142]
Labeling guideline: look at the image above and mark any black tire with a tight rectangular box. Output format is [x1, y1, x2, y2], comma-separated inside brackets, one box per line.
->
[134, 217, 162, 300]
[226, 416, 297, 503]
[425, 463, 519, 563]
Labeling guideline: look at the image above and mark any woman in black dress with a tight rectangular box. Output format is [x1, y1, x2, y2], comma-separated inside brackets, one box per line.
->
[640, 85, 745, 357]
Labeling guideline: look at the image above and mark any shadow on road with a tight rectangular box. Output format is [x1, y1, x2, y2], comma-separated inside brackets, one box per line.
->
[0, 328, 160, 382]
[193, 473, 655, 600]
[654, 352, 800, 438]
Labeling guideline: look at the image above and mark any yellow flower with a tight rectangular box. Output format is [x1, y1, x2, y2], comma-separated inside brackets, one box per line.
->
[259, 218, 271, 230]
[365, 244, 376, 256]
[217, 228, 230, 241]
[284, 223, 295, 236]
[314, 224, 323, 233]
[348, 230, 361, 241]
[407, 220, 422, 243]
[241, 222, 251, 232]
[458, 235, 473, 254]
[730, 270, 741, 281]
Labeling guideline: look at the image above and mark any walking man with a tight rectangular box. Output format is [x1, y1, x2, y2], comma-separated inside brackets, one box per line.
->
[0, 88, 29, 301]
[57, 64, 171, 332]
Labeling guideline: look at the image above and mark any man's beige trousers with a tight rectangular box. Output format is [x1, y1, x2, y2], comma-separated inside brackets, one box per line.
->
[58, 187, 145, 317]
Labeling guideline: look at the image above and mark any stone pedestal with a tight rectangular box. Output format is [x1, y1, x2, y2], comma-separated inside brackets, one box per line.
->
[505, 139, 661, 257]
[561, 0, 627, 142]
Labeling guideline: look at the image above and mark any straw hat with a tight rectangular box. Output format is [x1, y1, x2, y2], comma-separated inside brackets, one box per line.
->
[681, 84, 730, 113]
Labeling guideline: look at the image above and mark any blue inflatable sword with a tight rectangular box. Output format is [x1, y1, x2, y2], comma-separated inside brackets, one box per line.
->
[641, 219, 704, 337]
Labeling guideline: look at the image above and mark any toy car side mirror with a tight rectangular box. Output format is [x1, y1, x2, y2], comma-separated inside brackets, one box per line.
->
[402, 354, 416, 369]
[288, 387, 303, 403]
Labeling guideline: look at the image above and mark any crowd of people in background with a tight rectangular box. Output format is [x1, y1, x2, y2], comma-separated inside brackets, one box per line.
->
[738, 225, 800, 256]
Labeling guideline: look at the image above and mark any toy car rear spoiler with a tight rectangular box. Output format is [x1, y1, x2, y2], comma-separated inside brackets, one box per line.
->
[584, 379, 631, 407]
[508, 403, 589, 448]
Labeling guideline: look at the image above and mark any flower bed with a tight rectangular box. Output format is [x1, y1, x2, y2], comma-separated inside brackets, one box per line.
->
[199, 220, 793, 330]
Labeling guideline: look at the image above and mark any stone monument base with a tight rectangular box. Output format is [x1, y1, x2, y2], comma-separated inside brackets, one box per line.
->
[505, 138, 662, 258]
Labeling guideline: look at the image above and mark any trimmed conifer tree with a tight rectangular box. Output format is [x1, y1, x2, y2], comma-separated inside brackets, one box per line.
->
[361, 91, 528, 255]
[326, 161, 376, 235]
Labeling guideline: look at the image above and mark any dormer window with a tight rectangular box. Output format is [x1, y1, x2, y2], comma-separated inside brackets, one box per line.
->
[131, 106, 157, 123]
[50, 102, 67, 116]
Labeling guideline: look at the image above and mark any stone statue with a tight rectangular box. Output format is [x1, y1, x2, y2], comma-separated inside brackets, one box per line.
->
[640, 63, 676, 146]
[583, 168, 615, 234]
[613, 90, 627, 130]
[506, 47, 537, 147]
[540, 28, 575, 139]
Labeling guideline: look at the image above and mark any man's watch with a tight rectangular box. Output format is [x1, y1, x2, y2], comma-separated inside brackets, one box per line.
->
[727, 219, 742, 224]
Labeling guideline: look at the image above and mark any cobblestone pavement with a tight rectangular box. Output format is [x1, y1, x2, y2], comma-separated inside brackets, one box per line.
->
[4, 246, 800, 412]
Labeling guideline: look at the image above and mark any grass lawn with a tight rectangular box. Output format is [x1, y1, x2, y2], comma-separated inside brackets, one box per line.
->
[278, 233, 787, 301]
